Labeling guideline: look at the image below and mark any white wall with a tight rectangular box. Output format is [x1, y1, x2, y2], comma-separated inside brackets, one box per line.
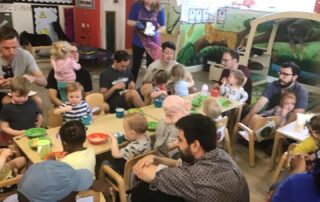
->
[101, 0, 126, 50]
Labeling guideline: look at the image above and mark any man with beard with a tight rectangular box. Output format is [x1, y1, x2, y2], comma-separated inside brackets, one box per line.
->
[242, 61, 308, 125]
[131, 114, 249, 202]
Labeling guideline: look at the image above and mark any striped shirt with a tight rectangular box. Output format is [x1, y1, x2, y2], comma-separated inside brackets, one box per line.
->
[62, 100, 91, 123]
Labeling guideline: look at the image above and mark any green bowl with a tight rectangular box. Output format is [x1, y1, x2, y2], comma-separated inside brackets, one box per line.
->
[218, 98, 232, 107]
[28, 137, 51, 150]
[127, 108, 143, 114]
[25, 128, 47, 138]
[191, 99, 201, 107]
[147, 121, 157, 131]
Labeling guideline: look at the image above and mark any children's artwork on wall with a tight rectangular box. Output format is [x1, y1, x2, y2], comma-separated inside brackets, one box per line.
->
[15, 0, 72, 5]
[0, 12, 13, 27]
[32, 5, 59, 42]
[0, 0, 13, 3]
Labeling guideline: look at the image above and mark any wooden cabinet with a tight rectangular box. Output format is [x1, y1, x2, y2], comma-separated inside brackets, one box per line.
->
[74, 0, 101, 47]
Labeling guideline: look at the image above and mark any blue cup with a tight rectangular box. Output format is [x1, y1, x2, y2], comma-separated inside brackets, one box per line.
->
[114, 132, 124, 144]
[154, 99, 163, 108]
[81, 115, 92, 126]
[115, 108, 125, 118]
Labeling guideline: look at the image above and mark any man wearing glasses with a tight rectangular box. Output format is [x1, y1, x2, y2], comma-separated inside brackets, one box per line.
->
[215, 49, 252, 104]
[0, 26, 47, 109]
[243, 61, 308, 125]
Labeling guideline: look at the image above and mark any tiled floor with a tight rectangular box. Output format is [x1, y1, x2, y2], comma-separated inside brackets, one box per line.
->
[36, 62, 318, 202]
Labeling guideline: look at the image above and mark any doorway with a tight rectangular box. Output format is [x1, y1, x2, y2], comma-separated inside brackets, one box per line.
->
[105, 11, 116, 52]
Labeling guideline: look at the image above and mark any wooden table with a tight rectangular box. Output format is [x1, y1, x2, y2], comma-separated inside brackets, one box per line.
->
[270, 121, 309, 168]
[14, 112, 158, 164]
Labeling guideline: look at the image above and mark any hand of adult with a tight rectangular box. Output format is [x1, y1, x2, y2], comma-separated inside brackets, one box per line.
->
[35, 115, 43, 127]
[133, 155, 156, 179]
[0, 77, 11, 88]
[1, 148, 13, 158]
[128, 81, 135, 90]
[113, 82, 125, 90]
[136, 21, 145, 30]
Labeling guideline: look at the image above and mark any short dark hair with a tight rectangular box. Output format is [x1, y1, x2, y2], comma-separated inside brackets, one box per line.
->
[0, 26, 19, 42]
[161, 41, 176, 51]
[281, 61, 301, 76]
[153, 69, 170, 85]
[113, 50, 129, 63]
[59, 121, 86, 146]
[223, 49, 239, 62]
[175, 114, 216, 152]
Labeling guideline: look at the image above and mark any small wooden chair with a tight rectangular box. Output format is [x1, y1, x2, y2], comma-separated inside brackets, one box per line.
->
[46, 108, 63, 128]
[216, 116, 232, 156]
[271, 143, 297, 185]
[102, 150, 158, 202]
[0, 175, 22, 201]
[237, 115, 280, 167]
[85, 93, 107, 116]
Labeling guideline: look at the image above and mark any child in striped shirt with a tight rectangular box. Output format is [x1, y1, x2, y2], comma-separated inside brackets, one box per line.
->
[54, 82, 91, 123]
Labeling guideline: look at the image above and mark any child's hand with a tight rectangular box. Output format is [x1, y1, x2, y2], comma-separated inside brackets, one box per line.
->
[64, 105, 73, 112]
[221, 77, 227, 85]
[1, 148, 13, 159]
[35, 115, 43, 127]
[113, 82, 125, 90]
[108, 133, 117, 142]
[160, 90, 168, 96]
[280, 107, 290, 117]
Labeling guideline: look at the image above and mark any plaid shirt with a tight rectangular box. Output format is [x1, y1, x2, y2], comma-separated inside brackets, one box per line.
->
[152, 148, 249, 202]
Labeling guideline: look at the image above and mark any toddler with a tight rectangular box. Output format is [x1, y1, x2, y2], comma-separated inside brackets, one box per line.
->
[54, 82, 91, 123]
[0, 148, 26, 181]
[50, 41, 81, 102]
[60, 120, 96, 175]
[103, 112, 151, 175]
[154, 95, 191, 152]
[0, 76, 42, 144]
[202, 97, 225, 143]
[150, 69, 170, 102]
[171, 64, 189, 97]
[219, 69, 248, 103]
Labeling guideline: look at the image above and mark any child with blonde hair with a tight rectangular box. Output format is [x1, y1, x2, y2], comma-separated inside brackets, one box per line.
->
[0, 76, 42, 144]
[50, 41, 81, 101]
[103, 112, 151, 175]
[202, 97, 226, 143]
[220, 69, 248, 103]
[54, 82, 91, 123]
[171, 64, 189, 97]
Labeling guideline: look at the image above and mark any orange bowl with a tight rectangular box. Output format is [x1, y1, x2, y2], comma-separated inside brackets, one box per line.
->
[45, 151, 66, 161]
[87, 133, 108, 145]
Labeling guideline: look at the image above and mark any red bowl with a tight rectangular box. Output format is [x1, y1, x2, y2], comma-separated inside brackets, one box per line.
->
[87, 133, 108, 145]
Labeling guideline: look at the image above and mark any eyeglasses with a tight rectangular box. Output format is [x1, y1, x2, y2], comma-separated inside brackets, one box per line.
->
[2, 65, 14, 79]
[278, 71, 293, 77]
[221, 59, 232, 62]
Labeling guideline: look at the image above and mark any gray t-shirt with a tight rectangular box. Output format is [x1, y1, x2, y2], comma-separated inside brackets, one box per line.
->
[143, 59, 178, 82]
[0, 48, 39, 77]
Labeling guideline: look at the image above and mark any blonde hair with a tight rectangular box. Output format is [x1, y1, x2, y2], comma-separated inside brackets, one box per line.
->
[203, 97, 222, 120]
[50, 41, 72, 60]
[171, 64, 186, 82]
[124, 112, 148, 134]
[230, 69, 246, 87]
[10, 76, 31, 96]
[280, 91, 296, 107]
[66, 82, 84, 98]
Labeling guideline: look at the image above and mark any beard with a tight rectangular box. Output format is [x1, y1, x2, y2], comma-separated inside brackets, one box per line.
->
[278, 78, 294, 88]
[179, 147, 195, 163]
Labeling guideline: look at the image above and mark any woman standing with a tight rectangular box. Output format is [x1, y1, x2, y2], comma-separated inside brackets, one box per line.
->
[127, 0, 166, 81]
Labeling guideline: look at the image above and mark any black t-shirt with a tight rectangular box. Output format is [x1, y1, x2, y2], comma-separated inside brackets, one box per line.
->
[99, 66, 134, 101]
[46, 68, 93, 93]
[0, 99, 41, 130]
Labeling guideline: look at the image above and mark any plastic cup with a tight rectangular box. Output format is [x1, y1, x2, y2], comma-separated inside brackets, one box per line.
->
[115, 108, 125, 118]
[81, 115, 92, 126]
[114, 132, 124, 144]
[37, 139, 51, 160]
[154, 99, 163, 108]
[295, 113, 305, 131]
[211, 88, 219, 97]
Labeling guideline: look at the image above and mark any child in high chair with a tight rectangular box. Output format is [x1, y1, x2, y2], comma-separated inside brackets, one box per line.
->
[171, 64, 189, 97]
[0, 76, 42, 145]
[60, 120, 96, 175]
[202, 97, 225, 143]
[219, 69, 248, 103]
[54, 82, 91, 123]
[0, 148, 26, 181]
[104, 112, 151, 175]
[50, 41, 81, 102]
[149, 69, 170, 102]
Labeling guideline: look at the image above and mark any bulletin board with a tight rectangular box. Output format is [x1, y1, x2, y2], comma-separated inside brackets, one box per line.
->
[0, 12, 13, 27]
[14, 0, 73, 5]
